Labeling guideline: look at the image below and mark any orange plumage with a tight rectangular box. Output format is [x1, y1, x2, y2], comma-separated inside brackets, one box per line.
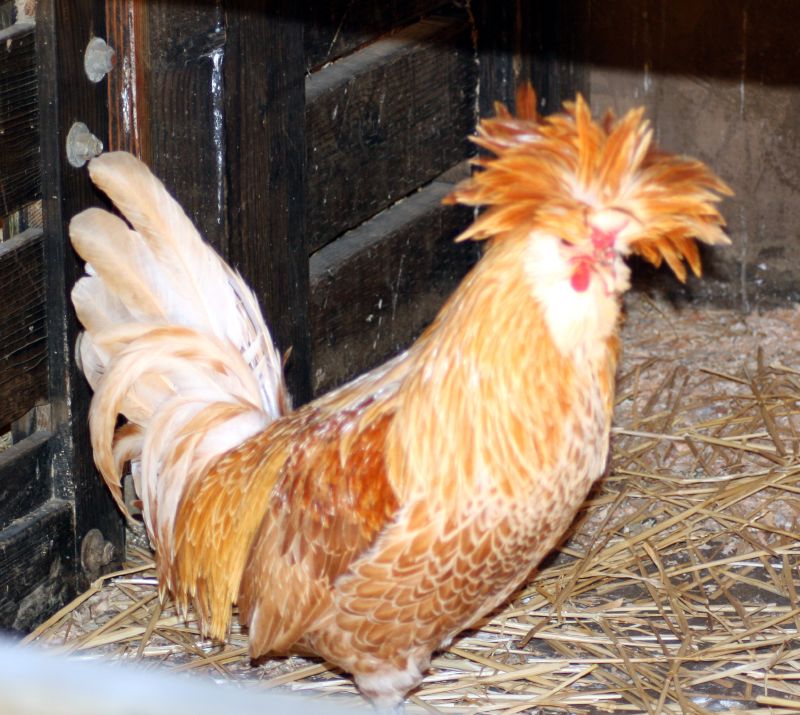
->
[70, 86, 730, 711]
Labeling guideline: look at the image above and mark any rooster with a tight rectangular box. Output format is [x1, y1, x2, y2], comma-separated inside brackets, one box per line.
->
[70, 86, 730, 711]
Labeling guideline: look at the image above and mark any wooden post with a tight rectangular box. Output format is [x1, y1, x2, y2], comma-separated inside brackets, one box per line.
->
[472, 0, 589, 115]
[37, 0, 124, 589]
[223, 2, 311, 403]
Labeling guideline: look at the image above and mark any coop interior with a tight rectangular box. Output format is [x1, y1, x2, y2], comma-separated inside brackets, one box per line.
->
[2, 1, 800, 713]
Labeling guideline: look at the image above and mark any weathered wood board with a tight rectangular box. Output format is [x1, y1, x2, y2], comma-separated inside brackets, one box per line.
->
[306, 15, 476, 253]
[581, 0, 800, 308]
[310, 178, 477, 393]
[305, 0, 452, 69]
[0, 500, 74, 633]
[0, 431, 51, 533]
[0, 230, 46, 433]
[0, 23, 39, 219]
[38, 0, 125, 589]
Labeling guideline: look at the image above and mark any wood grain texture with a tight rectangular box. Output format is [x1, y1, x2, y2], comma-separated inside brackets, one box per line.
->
[471, 0, 519, 115]
[0, 229, 46, 432]
[0, 431, 51, 532]
[137, 1, 227, 254]
[224, 1, 311, 403]
[0, 499, 75, 633]
[309, 179, 477, 394]
[37, 0, 124, 587]
[304, 0, 450, 69]
[305, 14, 476, 253]
[0, 23, 39, 219]
[471, 0, 588, 117]
[526, 1, 589, 114]
[105, 0, 149, 158]
[581, 0, 796, 306]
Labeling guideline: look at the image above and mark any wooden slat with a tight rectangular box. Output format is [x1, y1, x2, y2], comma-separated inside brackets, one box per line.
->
[305, 14, 476, 253]
[527, 1, 589, 113]
[304, 0, 451, 69]
[0, 23, 39, 219]
[309, 178, 476, 394]
[471, 0, 520, 114]
[136, 1, 228, 254]
[0, 431, 51, 532]
[223, 2, 311, 403]
[471, 0, 589, 117]
[0, 499, 75, 633]
[37, 0, 124, 585]
[0, 229, 46, 432]
[0, 2, 14, 28]
[105, 0, 148, 158]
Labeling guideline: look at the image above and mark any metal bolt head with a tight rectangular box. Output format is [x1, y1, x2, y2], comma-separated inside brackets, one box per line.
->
[84, 36, 116, 83]
[66, 122, 103, 168]
[81, 528, 115, 575]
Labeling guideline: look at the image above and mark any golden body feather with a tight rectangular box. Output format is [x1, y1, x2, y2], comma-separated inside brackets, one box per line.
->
[70, 87, 730, 710]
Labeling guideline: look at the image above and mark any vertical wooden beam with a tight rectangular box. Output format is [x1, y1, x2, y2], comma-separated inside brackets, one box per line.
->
[134, 0, 228, 254]
[472, 0, 589, 116]
[105, 0, 149, 157]
[471, 0, 522, 114]
[223, 2, 310, 403]
[532, 0, 589, 112]
[37, 0, 124, 588]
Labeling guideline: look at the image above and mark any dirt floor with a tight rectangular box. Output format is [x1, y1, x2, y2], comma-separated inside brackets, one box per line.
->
[23, 293, 800, 714]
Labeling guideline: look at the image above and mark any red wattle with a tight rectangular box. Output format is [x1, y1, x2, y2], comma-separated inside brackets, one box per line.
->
[571, 263, 591, 292]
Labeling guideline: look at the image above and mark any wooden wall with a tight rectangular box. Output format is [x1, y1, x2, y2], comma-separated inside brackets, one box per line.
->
[114, 0, 551, 400]
[0, 0, 126, 634]
[304, 10, 479, 393]
[573, 0, 800, 309]
[12, 0, 793, 632]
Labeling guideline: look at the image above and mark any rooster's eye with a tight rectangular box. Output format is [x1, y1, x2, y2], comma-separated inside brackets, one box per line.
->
[559, 238, 572, 247]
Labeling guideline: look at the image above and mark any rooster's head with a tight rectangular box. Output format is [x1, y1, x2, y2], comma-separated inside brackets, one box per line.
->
[445, 84, 732, 297]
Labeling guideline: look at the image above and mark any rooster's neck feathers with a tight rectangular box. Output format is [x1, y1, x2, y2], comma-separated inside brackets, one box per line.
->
[394, 236, 617, 505]
[446, 84, 732, 282]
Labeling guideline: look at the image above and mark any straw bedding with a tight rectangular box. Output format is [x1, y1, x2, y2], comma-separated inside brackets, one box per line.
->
[22, 294, 800, 713]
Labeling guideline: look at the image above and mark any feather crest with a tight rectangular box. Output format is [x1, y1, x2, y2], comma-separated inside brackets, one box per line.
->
[446, 85, 732, 280]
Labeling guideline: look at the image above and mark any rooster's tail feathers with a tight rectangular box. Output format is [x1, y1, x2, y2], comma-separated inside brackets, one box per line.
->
[70, 151, 287, 551]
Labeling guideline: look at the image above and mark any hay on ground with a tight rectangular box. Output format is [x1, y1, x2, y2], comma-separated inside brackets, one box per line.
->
[23, 296, 800, 713]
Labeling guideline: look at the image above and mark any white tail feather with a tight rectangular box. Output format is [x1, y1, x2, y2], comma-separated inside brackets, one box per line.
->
[70, 151, 287, 554]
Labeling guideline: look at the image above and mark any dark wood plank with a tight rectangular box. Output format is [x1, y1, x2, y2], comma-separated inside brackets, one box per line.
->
[306, 14, 476, 253]
[0, 499, 75, 633]
[581, 0, 795, 306]
[223, 1, 311, 403]
[37, 0, 124, 587]
[309, 178, 477, 394]
[471, 0, 520, 115]
[0, 2, 13, 28]
[471, 0, 589, 117]
[0, 229, 46, 432]
[527, 1, 589, 113]
[0, 431, 52, 532]
[304, 0, 450, 69]
[137, 0, 228, 254]
[105, 0, 149, 157]
[0, 23, 39, 219]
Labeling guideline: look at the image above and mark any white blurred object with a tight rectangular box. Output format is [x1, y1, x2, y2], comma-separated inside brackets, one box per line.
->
[0, 638, 368, 715]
